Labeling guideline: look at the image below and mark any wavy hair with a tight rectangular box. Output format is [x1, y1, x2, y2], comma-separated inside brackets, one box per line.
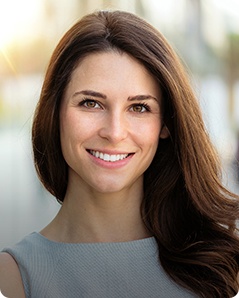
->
[32, 10, 239, 297]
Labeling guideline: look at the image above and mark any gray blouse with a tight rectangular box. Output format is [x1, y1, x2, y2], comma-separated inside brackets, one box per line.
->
[3, 232, 197, 297]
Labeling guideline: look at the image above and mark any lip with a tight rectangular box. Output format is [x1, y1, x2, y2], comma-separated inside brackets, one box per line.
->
[87, 149, 132, 155]
[86, 149, 134, 169]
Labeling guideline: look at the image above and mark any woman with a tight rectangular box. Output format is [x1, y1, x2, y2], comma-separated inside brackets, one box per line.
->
[1, 10, 239, 298]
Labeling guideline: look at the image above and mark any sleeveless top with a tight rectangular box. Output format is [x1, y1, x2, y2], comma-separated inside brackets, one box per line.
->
[3, 232, 197, 298]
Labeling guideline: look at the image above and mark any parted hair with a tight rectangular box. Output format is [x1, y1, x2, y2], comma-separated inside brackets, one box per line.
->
[32, 10, 239, 297]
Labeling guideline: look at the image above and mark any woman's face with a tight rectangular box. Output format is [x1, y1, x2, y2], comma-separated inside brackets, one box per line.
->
[60, 51, 168, 195]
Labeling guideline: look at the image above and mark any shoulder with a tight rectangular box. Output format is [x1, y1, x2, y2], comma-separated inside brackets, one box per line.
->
[0, 252, 25, 298]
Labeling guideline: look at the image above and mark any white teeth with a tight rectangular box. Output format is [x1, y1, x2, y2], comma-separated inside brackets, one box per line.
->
[90, 150, 129, 162]
[104, 154, 110, 161]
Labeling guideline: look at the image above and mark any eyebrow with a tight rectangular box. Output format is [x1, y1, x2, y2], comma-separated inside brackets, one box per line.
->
[73, 90, 158, 102]
[73, 90, 107, 99]
[127, 95, 158, 102]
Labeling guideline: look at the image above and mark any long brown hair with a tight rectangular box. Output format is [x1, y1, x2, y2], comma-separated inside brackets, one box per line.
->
[32, 10, 239, 297]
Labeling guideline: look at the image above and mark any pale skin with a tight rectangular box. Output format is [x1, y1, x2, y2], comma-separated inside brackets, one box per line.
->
[0, 51, 168, 296]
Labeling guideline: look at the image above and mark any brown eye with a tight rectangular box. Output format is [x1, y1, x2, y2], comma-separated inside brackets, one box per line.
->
[130, 104, 150, 113]
[85, 100, 97, 108]
[133, 105, 144, 112]
[79, 99, 101, 109]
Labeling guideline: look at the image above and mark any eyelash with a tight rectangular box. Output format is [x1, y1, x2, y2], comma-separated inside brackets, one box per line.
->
[132, 103, 151, 113]
[79, 98, 101, 109]
[79, 98, 151, 113]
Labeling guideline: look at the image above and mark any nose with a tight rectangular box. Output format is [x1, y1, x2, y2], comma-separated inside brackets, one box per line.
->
[98, 111, 128, 144]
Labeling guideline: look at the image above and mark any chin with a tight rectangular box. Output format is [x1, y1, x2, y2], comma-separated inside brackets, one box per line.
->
[93, 185, 125, 195]
[89, 179, 130, 195]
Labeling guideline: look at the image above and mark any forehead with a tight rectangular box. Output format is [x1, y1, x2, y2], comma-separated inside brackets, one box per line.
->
[66, 51, 161, 99]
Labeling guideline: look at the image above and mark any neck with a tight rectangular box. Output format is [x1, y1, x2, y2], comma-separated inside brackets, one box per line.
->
[41, 178, 150, 243]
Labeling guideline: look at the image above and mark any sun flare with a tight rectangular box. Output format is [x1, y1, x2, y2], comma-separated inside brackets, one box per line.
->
[0, 0, 41, 49]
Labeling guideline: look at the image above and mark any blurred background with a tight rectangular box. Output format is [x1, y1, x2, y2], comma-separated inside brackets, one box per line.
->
[1, 0, 239, 250]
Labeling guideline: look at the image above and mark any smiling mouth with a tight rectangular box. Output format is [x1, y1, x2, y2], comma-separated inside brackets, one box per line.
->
[88, 150, 132, 162]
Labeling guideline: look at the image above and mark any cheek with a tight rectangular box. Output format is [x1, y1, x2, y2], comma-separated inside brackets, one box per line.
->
[131, 121, 160, 167]
[135, 119, 160, 145]
[60, 111, 93, 142]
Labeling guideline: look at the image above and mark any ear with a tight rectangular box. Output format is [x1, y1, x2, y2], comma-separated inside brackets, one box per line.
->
[159, 124, 170, 139]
